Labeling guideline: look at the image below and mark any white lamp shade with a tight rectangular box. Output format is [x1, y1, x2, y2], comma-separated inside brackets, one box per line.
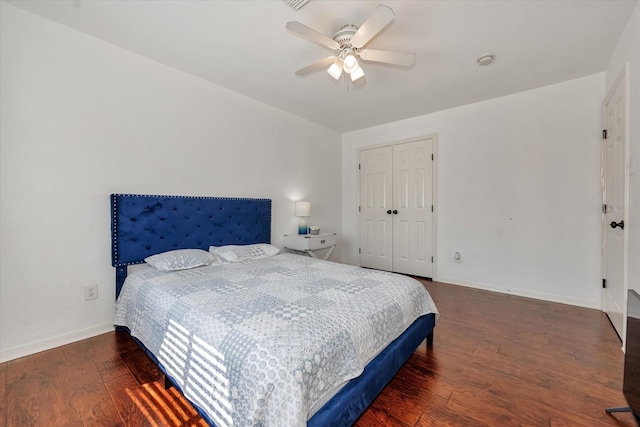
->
[327, 61, 343, 80]
[343, 53, 359, 73]
[295, 201, 311, 217]
[350, 66, 365, 81]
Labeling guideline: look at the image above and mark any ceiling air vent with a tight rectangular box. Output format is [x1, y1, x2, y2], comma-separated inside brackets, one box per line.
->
[284, 0, 310, 11]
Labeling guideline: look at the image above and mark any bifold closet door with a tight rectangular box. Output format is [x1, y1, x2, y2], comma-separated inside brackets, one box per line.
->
[359, 138, 433, 277]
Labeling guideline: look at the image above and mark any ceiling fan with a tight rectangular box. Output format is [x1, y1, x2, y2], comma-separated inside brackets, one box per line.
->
[286, 4, 416, 83]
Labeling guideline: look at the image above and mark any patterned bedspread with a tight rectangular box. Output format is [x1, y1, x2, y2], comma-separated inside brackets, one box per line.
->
[114, 253, 438, 426]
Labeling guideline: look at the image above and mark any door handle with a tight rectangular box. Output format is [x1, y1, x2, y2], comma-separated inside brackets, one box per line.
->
[610, 220, 625, 230]
[393, 210, 398, 215]
[387, 210, 392, 215]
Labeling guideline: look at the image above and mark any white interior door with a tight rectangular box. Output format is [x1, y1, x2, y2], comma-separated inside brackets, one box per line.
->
[392, 139, 433, 277]
[359, 146, 393, 271]
[603, 71, 627, 339]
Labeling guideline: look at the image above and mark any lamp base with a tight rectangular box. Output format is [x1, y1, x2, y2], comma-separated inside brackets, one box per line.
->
[298, 218, 308, 235]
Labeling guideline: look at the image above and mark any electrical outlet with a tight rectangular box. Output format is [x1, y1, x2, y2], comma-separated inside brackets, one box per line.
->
[84, 285, 98, 301]
[454, 251, 462, 264]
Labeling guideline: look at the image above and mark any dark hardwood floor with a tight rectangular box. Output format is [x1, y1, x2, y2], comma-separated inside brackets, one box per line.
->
[1, 280, 636, 426]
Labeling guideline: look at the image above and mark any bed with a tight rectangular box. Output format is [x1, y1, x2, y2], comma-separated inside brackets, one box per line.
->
[111, 193, 438, 426]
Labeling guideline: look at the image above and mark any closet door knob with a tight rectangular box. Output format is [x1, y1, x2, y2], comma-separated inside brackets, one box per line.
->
[610, 220, 625, 230]
[393, 210, 398, 215]
[387, 210, 392, 215]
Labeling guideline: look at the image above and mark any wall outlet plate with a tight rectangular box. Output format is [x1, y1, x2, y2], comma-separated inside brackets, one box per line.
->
[84, 285, 98, 301]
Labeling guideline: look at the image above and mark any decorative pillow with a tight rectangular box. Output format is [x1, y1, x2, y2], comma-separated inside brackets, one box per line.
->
[209, 243, 279, 262]
[145, 249, 216, 271]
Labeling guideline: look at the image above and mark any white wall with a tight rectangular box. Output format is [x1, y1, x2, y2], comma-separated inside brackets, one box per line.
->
[342, 74, 605, 309]
[606, 1, 640, 295]
[0, 3, 342, 362]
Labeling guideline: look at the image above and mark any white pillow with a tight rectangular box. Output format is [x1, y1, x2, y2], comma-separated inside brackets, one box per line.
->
[209, 243, 279, 262]
[145, 249, 216, 271]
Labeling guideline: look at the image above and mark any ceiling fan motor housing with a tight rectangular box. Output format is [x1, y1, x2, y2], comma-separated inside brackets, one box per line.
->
[333, 24, 358, 47]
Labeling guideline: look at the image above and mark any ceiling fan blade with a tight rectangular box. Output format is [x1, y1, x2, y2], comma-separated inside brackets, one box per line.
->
[295, 56, 337, 76]
[359, 49, 416, 67]
[286, 21, 340, 50]
[350, 5, 395, 49]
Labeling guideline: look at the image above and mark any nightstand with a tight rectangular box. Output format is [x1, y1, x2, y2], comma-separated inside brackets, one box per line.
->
[283, 233, 337, 260]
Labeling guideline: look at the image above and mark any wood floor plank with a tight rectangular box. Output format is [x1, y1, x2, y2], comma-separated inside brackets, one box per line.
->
[79, 398, 125, 427]
[1, 280, 637, 426]
[414, 395, 494, 427]
[355, 403, 413, 427]
[61, 345, 123, 426]
[118, 347, 162, 386]
[98, 353, 137, 384]
[4, 379, 40, 427]
[103, 370, 158, 427]
[38, 381, 84, 426]
[0, 360, 6, 427]
[5, 352, 38, 384]
[445, 388, 549, 427]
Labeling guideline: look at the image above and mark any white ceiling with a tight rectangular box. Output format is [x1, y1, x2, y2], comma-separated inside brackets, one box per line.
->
[7, 0, 637, 132]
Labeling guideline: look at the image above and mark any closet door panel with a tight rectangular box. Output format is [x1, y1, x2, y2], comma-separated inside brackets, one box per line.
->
[392, 139, 433, 277]
[359, 146, 393, 271]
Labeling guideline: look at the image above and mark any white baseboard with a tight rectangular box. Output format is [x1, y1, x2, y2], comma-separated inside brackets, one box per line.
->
[436, 276, 601, 310]
[0, 323, 114, 363]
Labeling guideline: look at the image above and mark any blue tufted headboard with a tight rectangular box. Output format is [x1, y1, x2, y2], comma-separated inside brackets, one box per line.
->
[111, 194, 272, 297]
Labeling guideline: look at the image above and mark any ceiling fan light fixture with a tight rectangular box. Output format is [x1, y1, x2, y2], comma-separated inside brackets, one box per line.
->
[350, 66, 365, 81]
[343, 53, 359, 73]
[327, 60, 343, 80]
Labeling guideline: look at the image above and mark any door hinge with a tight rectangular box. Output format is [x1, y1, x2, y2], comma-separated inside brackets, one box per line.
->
[602, 278, 607, 289]
[431, 256, 434, 263]
[358, 205, 361, 212]
[602, 204, 607, 214]
[603, 129, 608, 140]
[359, 248, 361, 254]
[358, 163, 361, 170]
[431, 154, 434, 161]
[431, 205, 434, 212]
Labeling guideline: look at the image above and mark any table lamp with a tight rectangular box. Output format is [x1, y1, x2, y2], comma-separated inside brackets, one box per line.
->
[295, 201, 311, 235]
